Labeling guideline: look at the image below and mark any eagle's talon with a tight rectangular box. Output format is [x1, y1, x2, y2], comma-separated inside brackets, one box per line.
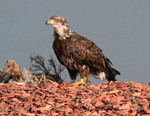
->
[72, 78, 87, 85]
[72, 82, 87, 85]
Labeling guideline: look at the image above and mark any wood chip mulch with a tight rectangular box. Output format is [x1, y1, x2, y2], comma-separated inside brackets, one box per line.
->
[0, 81, 150, 116]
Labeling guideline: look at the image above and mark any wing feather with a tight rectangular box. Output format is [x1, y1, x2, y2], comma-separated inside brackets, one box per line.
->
[67, 35, 113, 76]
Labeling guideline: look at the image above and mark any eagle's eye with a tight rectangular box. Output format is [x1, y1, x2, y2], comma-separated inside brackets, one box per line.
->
[54, 19, 59, 23]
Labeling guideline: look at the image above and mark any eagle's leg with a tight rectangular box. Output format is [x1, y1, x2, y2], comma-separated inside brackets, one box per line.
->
[73, 65, 89, 85]
[67, 68, 78, 84]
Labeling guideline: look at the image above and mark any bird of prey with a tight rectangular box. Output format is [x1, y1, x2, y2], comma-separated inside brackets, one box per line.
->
[45, 15, 120, 85]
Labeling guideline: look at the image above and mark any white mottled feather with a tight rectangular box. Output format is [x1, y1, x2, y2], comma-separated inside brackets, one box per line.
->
[98, 72, 106, 81]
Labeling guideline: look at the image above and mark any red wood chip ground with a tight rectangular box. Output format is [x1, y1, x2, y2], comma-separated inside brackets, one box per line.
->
[0, 81, 150, 116]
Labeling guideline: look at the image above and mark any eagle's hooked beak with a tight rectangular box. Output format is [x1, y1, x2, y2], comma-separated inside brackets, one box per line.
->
[45, 19, 56, 25]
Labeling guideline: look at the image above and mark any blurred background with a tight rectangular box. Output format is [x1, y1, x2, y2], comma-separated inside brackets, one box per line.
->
[0, 1, 150, 84]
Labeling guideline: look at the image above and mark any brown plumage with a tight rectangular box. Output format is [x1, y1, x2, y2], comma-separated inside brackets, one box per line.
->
[45, 15, 120, 84]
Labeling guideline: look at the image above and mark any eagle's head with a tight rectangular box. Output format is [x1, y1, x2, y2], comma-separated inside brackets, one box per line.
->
[45, 15, 71, 38]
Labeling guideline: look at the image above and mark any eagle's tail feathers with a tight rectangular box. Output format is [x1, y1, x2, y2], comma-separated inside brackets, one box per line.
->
[112, 68, 121, 75]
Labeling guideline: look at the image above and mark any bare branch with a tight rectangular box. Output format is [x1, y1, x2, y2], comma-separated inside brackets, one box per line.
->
[30, 54, 65, 84]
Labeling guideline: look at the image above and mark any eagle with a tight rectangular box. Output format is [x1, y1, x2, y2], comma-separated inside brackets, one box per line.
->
[45, 15, 120, 85]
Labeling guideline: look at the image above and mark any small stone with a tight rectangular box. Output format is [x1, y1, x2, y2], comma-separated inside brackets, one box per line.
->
[46, 94, 56, 97]
[11, 98, 21, 102]
[0, 101, 5, 108]
[91, 94, 106, 104]
[16, 82, 25, 86]
[119, 104, 130, 110]
[132, 92, 141, 97]
[95, 101, 104, 107]
[133, 83, 143, 88]
[142, 102, 149, 109]
[108, 90, 119, 94]
[24, 105, 31, 111]
[130, 111, 137, 116]
[144, 108, 150, 114]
